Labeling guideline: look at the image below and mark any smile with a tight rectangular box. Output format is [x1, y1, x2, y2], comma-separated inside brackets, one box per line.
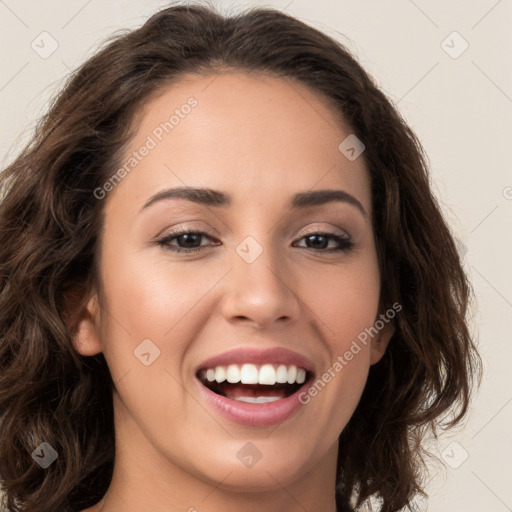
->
[195, 348, 315, 426]
[198, 363, 308, 403]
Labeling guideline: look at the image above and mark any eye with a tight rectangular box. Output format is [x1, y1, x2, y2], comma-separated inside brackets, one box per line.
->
[155, 227, 218, 253]
[155, 228, 354, 254]
[293, 231, 354, 252]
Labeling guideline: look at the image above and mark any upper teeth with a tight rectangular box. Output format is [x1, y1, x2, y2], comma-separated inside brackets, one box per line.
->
[200, 364, 307, 385]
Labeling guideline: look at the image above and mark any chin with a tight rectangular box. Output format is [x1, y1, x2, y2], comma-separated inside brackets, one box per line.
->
[188, 444, 317, 492]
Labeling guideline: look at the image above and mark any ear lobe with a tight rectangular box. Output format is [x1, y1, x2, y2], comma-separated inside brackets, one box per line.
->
[369, 319, 395, 366]
[64, 288, 103, 357]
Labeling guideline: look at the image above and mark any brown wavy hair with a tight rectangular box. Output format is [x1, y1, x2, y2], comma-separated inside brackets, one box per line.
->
[0, 3, 482, 511]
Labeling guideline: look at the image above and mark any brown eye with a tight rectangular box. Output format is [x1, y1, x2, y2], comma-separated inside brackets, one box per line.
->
[294, 232, 354, 252]
[156, 229, 219, 253]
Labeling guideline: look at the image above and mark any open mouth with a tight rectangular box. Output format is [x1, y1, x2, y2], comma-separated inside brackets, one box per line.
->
[196, 364, 313, 404]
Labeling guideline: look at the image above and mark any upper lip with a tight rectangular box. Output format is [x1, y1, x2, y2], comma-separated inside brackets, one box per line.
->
[196, 347, 315, 374]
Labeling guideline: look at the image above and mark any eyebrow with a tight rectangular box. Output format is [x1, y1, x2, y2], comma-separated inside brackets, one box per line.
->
[139, 187, 367, 218]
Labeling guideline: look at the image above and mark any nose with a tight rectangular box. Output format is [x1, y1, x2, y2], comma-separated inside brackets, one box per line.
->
[219, 242, 302, 330]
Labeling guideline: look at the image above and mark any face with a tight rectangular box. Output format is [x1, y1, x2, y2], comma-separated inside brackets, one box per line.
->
[73, 71, 393, 498]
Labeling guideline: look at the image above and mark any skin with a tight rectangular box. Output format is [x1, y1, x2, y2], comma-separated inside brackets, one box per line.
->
[72, 71, 394, 512]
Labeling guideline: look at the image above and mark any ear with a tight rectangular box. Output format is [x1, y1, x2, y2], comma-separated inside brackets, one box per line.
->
[369, 314, 395, 366]
[63, 286, 103, 357]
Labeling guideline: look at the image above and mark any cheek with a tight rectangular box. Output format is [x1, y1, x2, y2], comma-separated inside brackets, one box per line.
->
[96, 244, 234, 402]
[100, 246, 212, 342]
[302, 249, 381, 347]
[299, 253, 380, 432]
[96, 250, 206, 435]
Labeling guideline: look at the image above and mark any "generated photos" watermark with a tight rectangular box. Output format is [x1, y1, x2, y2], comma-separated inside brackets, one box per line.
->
[299, 302, 402, 404]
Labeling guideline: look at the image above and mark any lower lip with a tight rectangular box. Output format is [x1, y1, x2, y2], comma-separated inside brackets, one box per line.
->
[195, 378, 310, 427]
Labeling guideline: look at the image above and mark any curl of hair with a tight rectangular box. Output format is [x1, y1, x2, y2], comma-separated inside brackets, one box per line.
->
[0, 3, 482, 511]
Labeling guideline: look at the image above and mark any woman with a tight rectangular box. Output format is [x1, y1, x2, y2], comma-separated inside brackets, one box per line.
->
[0, 4, 481, 511]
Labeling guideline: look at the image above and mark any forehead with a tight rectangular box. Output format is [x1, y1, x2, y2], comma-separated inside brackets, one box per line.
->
[104, 71, 371, 217]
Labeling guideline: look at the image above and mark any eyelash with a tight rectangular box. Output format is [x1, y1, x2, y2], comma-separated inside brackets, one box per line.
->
[155, 227, 355, 254]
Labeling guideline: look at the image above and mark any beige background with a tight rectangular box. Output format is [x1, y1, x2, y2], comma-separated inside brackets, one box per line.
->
[1, 1, 511, 510]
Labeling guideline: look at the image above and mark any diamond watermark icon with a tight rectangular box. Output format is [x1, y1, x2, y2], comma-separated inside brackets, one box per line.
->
[338, 134, 365, 161]
[441, 441, 469, 469]
[237, 442, 262, 468]
[454, 237, 468, 258]
[441, 31, 469, 59]
[236, 236, 263, 264]
[31, 31, 59, 59]
[134, 338, 161, 366]
[31, 442, 58, 469]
